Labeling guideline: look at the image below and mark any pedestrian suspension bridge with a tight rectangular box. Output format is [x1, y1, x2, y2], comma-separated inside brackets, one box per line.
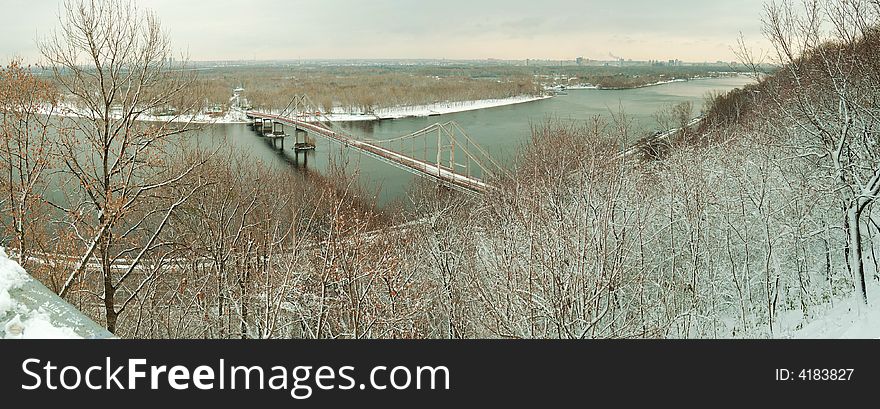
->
[246, 95, 502, 194]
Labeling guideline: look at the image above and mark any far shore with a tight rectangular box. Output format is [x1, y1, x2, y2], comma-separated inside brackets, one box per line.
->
[48, 75, 750, 125]
[49, 94, 555, 125]
[554, 74, 749, 92]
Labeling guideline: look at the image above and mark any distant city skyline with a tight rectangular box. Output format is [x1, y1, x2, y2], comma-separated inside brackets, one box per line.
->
[0, 0, 772, 63]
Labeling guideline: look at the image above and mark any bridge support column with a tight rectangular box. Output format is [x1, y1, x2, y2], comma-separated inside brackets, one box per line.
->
[293, 150, 308, 168]
[295, 128, 307, 146]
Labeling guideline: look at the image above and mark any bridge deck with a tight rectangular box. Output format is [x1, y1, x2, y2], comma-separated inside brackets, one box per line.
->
[247, 112, 490, 193]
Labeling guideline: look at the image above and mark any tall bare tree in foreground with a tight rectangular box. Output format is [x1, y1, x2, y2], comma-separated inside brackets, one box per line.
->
[760, 0, 880, 303]
[40, 0, 204, 332]
[0, 60, 59, 266]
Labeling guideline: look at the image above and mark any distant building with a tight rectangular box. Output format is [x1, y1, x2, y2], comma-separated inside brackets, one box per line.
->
[230, 86, 250, 111]
[576, 56, 584, 65]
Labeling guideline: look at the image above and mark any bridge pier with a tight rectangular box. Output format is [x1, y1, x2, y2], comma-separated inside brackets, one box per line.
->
[261, 118, 273, 135]
[273, 121, 285, 136]
[293, 127, 314, 152]
[292, 149, 309, 168]
[246, 115, 315, 153]
[268, 122, 287, 150]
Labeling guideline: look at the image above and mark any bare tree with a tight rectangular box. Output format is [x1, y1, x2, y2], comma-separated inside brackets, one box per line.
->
[0, 60, 59, 266]
[40, 0, 205, 332]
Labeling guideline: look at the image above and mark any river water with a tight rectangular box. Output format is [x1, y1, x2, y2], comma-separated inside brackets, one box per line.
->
[194, 76, 754, 206]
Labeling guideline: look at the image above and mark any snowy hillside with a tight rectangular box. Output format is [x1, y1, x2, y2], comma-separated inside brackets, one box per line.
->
[780, 289, 880, 339]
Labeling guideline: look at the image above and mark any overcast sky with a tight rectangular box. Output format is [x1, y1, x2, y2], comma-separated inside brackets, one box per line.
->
[0, 0, 771, 63]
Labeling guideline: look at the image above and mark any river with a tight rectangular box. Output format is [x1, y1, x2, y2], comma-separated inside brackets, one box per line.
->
[194, 76, 755, 206]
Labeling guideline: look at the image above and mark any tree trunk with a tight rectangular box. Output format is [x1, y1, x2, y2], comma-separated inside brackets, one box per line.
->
[845, 203, 868, 304]
[240, 265, 249, 339]
[101, 227, 118, 333]
[104, 269, 118, 333]
[15, 209, 25, 266]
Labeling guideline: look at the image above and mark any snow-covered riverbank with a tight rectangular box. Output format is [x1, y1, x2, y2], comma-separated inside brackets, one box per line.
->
[594, 78, 688, 90]
[548, 75, 748, 92]
[50, 94, 554, 125]
[322, 94, 553, 122]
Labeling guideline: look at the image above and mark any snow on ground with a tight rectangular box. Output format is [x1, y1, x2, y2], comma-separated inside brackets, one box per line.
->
[245, 94, 553, 123]
[595, 78, 688, 90]
[49, 102, 250, 125]
[50, 94, 553, 125]
[321, 94, 553, 122]
[0, 248, 27, 318]
[566, 84, 599, 90]
[543, 78, 690, 92]
[779, 285, 880, 339]
[0, 247, 82, 339]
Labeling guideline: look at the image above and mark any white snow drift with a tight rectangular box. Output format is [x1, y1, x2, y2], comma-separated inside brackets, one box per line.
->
[0, 248, 82, 339]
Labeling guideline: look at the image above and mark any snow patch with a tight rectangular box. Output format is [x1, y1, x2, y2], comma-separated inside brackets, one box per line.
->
[4, 311, 81, 339]
[781, 287, 880, 339]
[0, 247, 28, 318]
[330, 95, 553, 122]
[0, 247, 83, 339]
[48, 102, 250, 125]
